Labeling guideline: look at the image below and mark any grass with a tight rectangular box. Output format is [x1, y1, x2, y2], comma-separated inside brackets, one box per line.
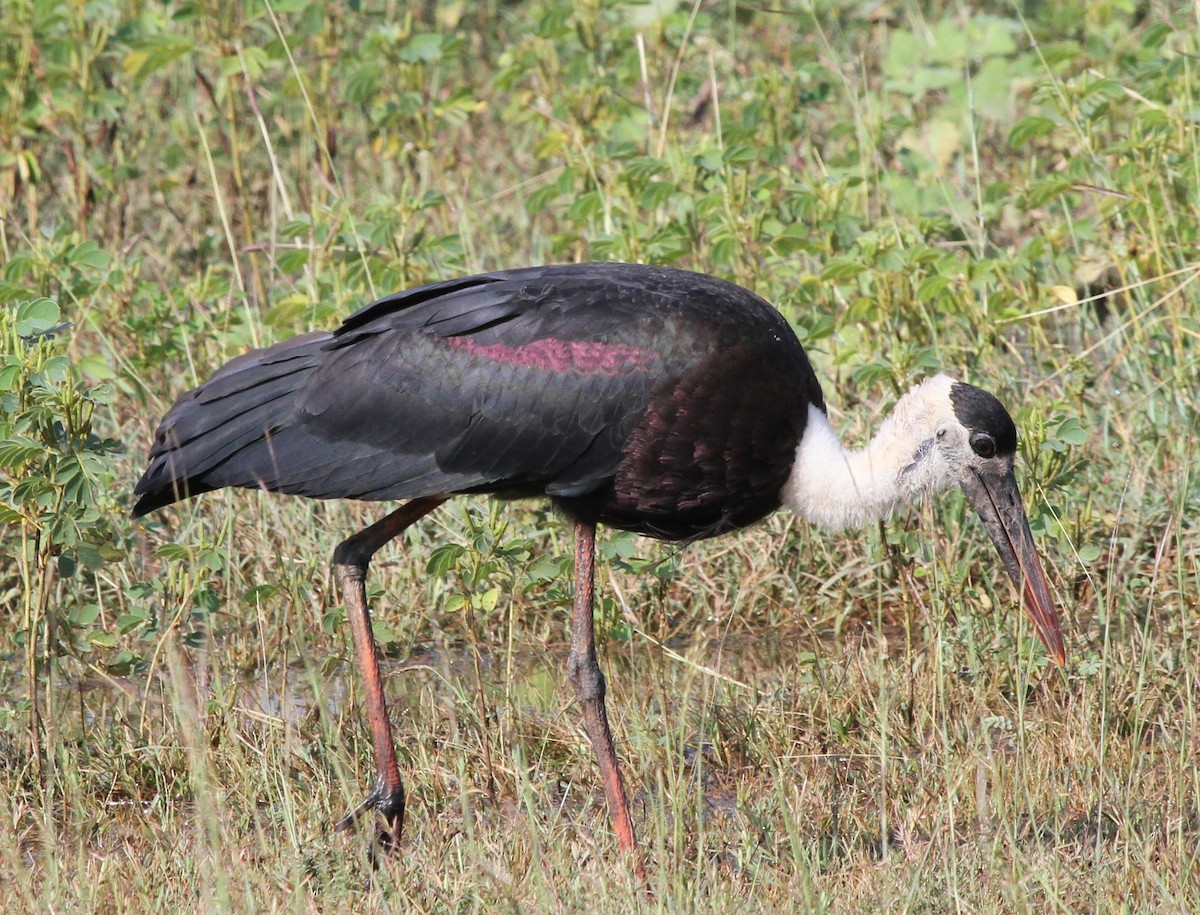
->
[2, 0, 1200, 910]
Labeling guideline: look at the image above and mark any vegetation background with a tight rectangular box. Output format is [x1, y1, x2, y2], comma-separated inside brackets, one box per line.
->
[2, 0, 1197, 911]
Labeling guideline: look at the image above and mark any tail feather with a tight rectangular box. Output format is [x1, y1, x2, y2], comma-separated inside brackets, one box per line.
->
[131, 332, 330, 517]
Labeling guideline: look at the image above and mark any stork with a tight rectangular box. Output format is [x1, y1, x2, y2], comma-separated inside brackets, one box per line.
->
[132, 262, 1064, 874]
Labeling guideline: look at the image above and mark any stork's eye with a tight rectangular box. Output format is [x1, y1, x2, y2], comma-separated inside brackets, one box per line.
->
[970, 432, 997, 458]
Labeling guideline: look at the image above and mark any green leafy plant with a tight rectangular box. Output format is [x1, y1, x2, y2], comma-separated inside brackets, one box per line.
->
[1, 299, 121, 768]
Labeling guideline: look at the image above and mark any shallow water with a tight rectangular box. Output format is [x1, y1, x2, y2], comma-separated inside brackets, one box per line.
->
[56, 615, 908, 736]
[229, 623, 841, 727]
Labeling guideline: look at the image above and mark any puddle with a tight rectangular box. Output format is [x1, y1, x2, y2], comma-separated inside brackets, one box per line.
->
[221, 629, 790, 726]
[56, 615, 908, 731]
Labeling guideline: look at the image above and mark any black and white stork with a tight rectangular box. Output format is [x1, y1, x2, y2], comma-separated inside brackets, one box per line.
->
[132, 262, 1065, 873]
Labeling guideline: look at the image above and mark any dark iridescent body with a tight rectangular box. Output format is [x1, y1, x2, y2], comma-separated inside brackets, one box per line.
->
[135, 264, 822, 540]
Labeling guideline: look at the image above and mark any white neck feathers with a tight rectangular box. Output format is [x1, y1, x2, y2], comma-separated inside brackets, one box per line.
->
[781, 374, 960, 531]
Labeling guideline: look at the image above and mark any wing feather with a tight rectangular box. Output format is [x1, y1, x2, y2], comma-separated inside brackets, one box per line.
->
[133, 263, 821, 536]
[133, 265, 711, 515]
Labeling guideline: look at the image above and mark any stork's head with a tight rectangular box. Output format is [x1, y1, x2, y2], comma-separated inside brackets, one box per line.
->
[783, 372, 1066, 665]
[914, 377, 1066, 665]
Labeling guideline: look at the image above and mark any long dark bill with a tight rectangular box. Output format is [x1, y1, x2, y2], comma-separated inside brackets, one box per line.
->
[960, 463, 1066, 665]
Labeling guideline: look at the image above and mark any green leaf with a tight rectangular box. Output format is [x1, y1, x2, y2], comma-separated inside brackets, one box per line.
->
[1052, 417, 1087, 446]
[526, 554, 563, 582]
[243, 584, 279, 603]
[0, 437, 43, 469]
[0, 281, 32, 303]
[265, 294, 313, 328]
[851, 362, 892, 388]
[155, 544, 193, 562]
[123, 35, 194, 81]
[76, 354, 116, 382]
[1082, 78, 1124, 101]
[722, 144, 758, 165]
[399, 33, 444, 64]
[240, 46, 271, 80]
[693, 147, 724, 173]
[1143, 22, 1172, 49]
[916, 275, 951, 302]
[820, 258, 867, 282]
[277, 248, 310, 273]
[194, 588, 220, 615]
[77, 542, 119, 570]
[71, 604, 101, 627]
[15, 299, 61, 337]
[1008, 116, 1057, 148]
[1025, 176, 1073, 208]
[567, 190, 604, 222]
[639, 181, 679, 210]
[280, 219, 312, 239]
[771, 223, 819, 255]
[64, 241, 112, 271]
[321, 608, 345, 635]
[426, 543, 465, 576]
[40, 355, 71, 384]
[116, 611, 150, 635]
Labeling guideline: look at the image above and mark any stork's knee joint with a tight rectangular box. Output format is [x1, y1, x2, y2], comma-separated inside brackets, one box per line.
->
[567, 653, 606, 703]
[333, 537, 373, 574]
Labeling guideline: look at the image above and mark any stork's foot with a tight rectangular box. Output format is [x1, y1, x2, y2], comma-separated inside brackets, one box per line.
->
[335, 775, 405, 854]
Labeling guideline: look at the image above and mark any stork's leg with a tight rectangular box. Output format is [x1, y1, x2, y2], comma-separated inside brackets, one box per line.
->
[567, 521, 647, 881]
[332, 495, 449, 851]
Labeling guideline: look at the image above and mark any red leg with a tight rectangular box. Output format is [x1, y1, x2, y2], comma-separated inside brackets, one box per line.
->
[332, 495, 449, 851]
[566, 521, 647, 883]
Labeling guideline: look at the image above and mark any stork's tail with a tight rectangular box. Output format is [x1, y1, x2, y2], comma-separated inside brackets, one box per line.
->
[131, 331, 330, 517]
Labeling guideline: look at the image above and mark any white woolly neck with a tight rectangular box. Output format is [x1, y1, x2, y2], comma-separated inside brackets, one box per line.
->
[781, 374, 961, 531]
